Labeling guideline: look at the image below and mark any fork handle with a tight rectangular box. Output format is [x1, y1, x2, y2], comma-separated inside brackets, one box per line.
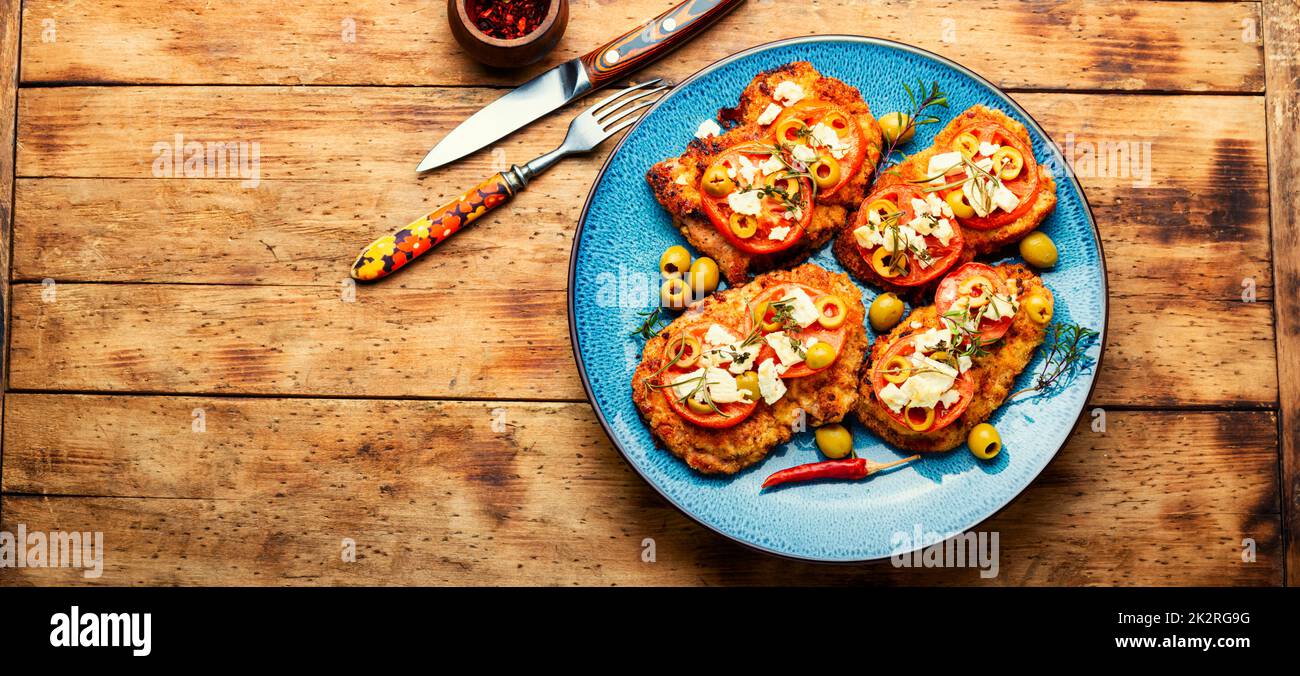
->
[351, 173, 514, 282]
[580, 0, 745, 89]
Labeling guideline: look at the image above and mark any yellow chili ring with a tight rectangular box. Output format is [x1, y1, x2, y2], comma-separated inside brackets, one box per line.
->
[871, 247, 908, 278]
[991, 147, 1024, 180]
[729, 212, 759, 239]
[881, 355, 912, 384]
[866, 199, 899, 221]
[810, 156, 841, 190]
[815, 295, 848, 329]
[775, 118, 806, 144]
[905, 405, 936, 431]
[954, 132, 980, 159]
[668, 334, 702, 368]
[751, 301, 783, 333]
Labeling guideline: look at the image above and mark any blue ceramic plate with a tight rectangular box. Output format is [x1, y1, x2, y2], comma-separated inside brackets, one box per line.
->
[569, 36, 1107, 562]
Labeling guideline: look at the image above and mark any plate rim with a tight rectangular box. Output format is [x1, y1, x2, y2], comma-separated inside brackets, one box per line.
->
[566, 34, 1111, 563]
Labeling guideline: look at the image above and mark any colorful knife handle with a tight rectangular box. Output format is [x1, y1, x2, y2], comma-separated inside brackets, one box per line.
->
[351, 173, 513, 282]
[579, 0, 745, 90]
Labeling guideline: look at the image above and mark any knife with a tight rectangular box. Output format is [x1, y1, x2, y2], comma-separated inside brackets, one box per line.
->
[417, 0, 745, 172]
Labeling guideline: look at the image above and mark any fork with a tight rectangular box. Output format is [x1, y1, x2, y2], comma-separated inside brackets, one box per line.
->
[351, 80, 668, 282]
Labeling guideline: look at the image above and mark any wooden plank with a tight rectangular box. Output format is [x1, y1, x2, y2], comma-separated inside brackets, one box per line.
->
[1263, 0, 1300, 587]
[3, 281, 1277, 405]
[0, 396, 1280, 585]
[10, 92, 1272, 303]
[15, 0, 1264, 92]
[7, 283, 579, 400]
[0, 0, 17, 385]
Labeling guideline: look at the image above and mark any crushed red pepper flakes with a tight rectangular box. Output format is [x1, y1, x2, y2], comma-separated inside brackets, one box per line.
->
[473, 0, 550, 40]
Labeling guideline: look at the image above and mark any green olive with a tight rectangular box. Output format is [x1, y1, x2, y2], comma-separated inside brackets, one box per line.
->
[869, 293, 906, 332]
[659, 245, 692, 279]
[815, 424, 854, 459]
[805, 341, 838, 370]
[1023, 294, 1053, 325]
[701, 164, 735, 197]
[735, 371, 761, 403]
[968, 423, 1002, 460]
[878, 112, 914, 145]
[688, 257, 721, 297]
[686, 397, 714, 415]
[660, 277, 691, 309]
[1018, 231, 1058, 269]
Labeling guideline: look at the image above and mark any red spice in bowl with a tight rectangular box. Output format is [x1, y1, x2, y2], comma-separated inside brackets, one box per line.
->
[471, 0, 551, 40]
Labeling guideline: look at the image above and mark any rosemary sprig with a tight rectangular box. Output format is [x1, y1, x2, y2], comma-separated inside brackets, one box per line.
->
[879, 80, 949, 169]
[939, 311, 991, 359]
[1008, 322, 1099, 400]
[629, 307, 669, 339]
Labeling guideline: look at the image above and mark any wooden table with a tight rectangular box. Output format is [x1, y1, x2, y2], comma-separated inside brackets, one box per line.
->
[0, 0, 1295, 586]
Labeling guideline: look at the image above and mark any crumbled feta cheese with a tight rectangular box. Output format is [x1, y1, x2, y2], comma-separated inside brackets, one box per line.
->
[780, 287, 821, 328]
[759, 156, 784, 175]
[983, 294, 1018, 321]
[757, 358, 787, 404]
[768, 225, 791, 241]
[764, 331, 805, 366]
[791, 144, 818, 164]
[992, 184, 1020, 212]
[671, 368, 706, 400]
[853, 225, 882, 249]
[694, 119, 721, 139]
[975, 157, 995, 173]
[878, 382, 909, 413]
[736, 155, 759, 186]
[928, 151, 964, 180]
[727, 189, 763, 216]
[674, 174, 688, 185]
[910, 321, 923, 329]
[957, 355, 972, 373]
[899, 364, 956, 409]
[756, 102, 783, 126]
[963, 179, 993, 217]
[725, 342, 761, 374]
[773, 80, 805, 106]
[809, 123, 847, 159]
[978, 142, 1001, 157]
[882, 225, 927, 257]
[931, 217, 955, 246]
[938, 389, 962, 409]
[913, 327, 952, 352]
[704, 324, 738, 348]
[704, 367, 746, 404]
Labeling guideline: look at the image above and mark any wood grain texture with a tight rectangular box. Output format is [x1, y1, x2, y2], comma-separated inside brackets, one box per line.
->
[10, 92, 1272, 304]
[0, 396, 1280, 586]
[3, 282, 1277, 406]
[0, 0, 17, 388]
[1263, 0, 1299, 586]
[16, 0, 1264, 92]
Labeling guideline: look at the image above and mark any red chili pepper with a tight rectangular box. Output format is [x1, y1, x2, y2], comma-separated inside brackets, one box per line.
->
[761, 454, 920, 489]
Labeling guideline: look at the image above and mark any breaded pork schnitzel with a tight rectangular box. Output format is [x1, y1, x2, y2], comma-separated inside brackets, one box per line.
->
[884, 105, 1057, 255]
[632, 264, 867, 474]
[855, 263, 1053, 452]
[646, 62, 883, 285]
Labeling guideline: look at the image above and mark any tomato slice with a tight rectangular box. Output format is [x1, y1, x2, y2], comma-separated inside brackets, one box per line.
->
[770, 100, 867, 198]
[748, 283, 848, 379]
[700, 143, 814, 255]
[934, 262, 1015, 343]
[851, 182, 965, 287]
[935, 121, 1040, 231]
[869, 337, 974, 433]
[658, 324, 758, 429]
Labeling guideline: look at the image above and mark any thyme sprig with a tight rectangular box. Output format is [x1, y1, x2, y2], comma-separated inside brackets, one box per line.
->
[1008, 322, 1099, 400]
[630, 307, 669, 339]
[878, 80, 949, 169]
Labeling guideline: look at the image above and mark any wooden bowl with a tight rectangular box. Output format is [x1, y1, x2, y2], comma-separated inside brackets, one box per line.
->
[448, 0, 569, 69]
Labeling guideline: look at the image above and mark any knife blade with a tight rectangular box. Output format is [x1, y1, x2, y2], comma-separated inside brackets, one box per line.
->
[417, 0, 745, 173]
